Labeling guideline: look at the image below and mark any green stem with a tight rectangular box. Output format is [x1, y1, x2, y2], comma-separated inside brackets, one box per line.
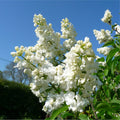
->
[49, 82, 60, 94]
[58, 115, 63, 120]
[21, 56, 37, 68]
[90, 102, 98, 120]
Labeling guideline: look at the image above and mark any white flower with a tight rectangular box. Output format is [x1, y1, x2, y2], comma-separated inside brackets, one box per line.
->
[97, 47, 112, 56]
[101, 9, 112, 24]
[11, 52, 17, 57]
[61, 18, 77, 39]
[43, 97, 54, 113]
[33, 14, 46, 27]
[115, 24, 120, 34]
[93, 29, 113, 44]
[96, 56, 106, 66]
[64, 92, 77, 111]
[64, 92, 89, 112]
[14, 57, 21, 63]
[43, 93, 65, 113]
[63, 38, 76, 50]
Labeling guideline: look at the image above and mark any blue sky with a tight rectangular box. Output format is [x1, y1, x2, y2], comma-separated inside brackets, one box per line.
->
[0, 0, 120, 71]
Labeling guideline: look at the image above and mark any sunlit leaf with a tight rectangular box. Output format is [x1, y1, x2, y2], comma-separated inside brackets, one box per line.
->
[49, 105, 69, 120]
[79, 114, 89, 120]
[104, 68, 108, 76]
[102, 40, 114, 47]
[96, 57, 105, 62]
[106, 48, 119, 63]
[111, 99, 120, 104]
[96, 103, 114, 112]
[111, 60, 116, 75]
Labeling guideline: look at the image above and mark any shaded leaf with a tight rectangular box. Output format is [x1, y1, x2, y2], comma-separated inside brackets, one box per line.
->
[115, 75, 120, 84]
[115, 43, 120, 49]
[110, 103, 120, 112]
[112, 24, 117, 30]
[114, 34, 120, 37]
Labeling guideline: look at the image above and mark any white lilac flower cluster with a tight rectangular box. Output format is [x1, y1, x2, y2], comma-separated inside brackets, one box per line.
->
[97, 47, 112, 56]
[101, 9, 112, 24]
[11, 14, 102, 113]
[61, 18, 77, 51]
[93, 29, 113, 44]
[94, 10, 113, 56]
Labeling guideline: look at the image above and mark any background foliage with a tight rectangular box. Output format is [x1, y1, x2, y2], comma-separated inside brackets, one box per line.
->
[0, 78, 46, 119]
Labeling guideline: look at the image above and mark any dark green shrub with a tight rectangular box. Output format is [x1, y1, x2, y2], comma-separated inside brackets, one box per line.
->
[0, 79, 46, 119]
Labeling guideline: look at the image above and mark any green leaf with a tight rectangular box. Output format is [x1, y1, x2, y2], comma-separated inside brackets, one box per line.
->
[45, 118, 51, 120]
[111, 99, 120, 104]
[111, 29, 114, 33]
[112, 24, 117, 30]
[102, 40, 114, 47]
[61, 111, 74, 118]
[114, 34, 120, 37]
[115, 75, 120, 84]
[49, 105, 69, 120]
[104, 68, 108, 76]
[110, 103, 120, 112]
[106, 89, 110, 98]
[116, 116, 120, 120]
[96, 57, 105, 62]
[106, 48, 119, 63]
[96, 103, 113, 112]
[79, 114, 89, 120]
[111, 56, 120, 75]
[111, 60, 116, 75]
[97, 110, 105, 119]
[115, 43, 120, 49]
[97, 72, 104, 81]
